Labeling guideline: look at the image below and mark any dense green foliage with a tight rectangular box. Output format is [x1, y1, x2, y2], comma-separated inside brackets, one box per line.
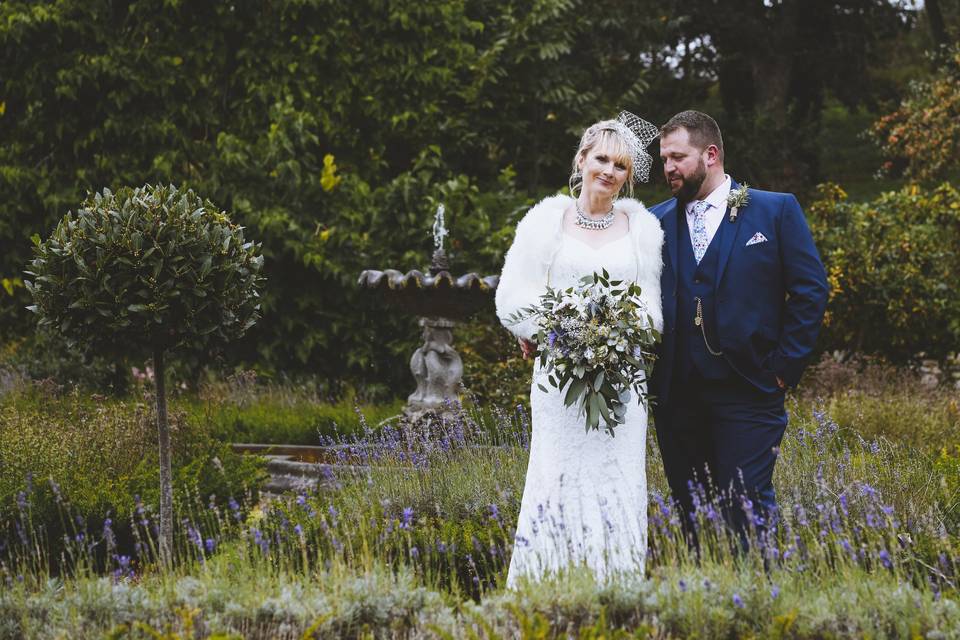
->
[809, 182, 960, 361]
[0, 0, 680, 388]
[25, 184, 263, 359]
[2, 0, 942, 388]
[873, 46, 960, 183]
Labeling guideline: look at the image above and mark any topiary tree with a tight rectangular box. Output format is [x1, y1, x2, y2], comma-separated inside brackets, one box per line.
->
[25, 184, 264, 564]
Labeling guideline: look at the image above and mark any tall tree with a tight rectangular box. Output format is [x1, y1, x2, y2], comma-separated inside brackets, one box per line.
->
[665, 0, 916, 192]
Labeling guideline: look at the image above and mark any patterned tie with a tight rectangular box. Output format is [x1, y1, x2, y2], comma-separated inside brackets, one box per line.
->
[691, 200, 710, 264]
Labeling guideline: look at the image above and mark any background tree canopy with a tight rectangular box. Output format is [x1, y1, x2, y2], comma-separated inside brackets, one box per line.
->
[1, 0, 957, 391]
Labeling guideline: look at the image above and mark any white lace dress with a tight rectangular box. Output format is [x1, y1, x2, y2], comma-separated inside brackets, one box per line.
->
[506, 233, 650, 587]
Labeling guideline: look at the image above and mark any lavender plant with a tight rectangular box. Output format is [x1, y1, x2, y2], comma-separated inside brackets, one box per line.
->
[1, 392, 958, 637]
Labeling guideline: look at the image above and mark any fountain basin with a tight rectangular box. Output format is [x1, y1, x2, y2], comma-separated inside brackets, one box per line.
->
[358, 268, 499, 320]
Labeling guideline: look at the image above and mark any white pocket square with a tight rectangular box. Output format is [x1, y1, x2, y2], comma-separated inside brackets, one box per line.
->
[745, 232, 768, 247]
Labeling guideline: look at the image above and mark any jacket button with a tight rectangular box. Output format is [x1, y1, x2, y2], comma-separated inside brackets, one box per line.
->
[694, 277, 702, 284]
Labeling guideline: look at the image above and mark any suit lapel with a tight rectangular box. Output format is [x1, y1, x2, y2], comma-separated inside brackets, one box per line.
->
[661, 199, 679, 280]
[715, 179, 747, 285]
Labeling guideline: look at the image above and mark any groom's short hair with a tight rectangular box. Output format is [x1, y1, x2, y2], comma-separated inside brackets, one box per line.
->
[661, 111, 724, 162]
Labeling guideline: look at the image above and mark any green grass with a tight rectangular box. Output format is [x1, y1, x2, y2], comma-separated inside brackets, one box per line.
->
[179, 392, 405, 445]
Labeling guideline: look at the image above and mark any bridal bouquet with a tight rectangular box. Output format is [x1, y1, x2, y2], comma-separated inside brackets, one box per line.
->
[506, 270, 660, 436]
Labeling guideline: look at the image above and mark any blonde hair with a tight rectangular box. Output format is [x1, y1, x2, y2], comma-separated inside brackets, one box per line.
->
[568, 121, 635, 198]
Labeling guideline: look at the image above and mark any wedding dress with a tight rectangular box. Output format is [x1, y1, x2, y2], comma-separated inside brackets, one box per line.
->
[504, 231, 653, 587]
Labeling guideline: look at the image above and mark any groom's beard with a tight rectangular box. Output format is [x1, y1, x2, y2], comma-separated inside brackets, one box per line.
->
[671, 158, 707, 205]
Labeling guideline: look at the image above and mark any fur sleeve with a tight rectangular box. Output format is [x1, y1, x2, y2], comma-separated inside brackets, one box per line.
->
[494, 196, 567, 341]
[495, 212, 547, 341]
[624, 201, 665, 332]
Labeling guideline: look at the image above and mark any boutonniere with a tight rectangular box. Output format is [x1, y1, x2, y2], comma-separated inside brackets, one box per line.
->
[726, 183, 750, 222]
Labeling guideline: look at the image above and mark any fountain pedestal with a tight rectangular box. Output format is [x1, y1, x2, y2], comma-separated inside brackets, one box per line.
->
[406, 317, 463, 421]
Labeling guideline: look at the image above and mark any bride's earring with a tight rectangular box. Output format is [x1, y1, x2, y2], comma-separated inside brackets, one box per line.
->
[569, 171, 582, 198]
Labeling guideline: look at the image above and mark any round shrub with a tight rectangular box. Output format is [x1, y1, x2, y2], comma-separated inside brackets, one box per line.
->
[25, 184, 263, 358]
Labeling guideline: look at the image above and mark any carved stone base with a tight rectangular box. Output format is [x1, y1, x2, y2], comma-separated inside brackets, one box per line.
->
[405, 317, 462, 422]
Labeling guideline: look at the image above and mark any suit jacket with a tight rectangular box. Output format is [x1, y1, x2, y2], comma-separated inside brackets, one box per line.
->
[649, 180, 828, 403]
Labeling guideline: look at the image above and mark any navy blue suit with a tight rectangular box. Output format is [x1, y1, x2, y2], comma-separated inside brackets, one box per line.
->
[649, 181, 828, 540]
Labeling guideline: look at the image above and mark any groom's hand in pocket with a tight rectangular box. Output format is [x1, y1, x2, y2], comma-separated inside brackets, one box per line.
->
[518, 338, 536, 359]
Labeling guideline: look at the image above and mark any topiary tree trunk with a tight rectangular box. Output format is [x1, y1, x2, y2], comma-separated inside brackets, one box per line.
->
[154, 347, 173, 565]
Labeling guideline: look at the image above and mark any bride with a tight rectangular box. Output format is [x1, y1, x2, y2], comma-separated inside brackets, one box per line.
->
[495, 113, 664, 586]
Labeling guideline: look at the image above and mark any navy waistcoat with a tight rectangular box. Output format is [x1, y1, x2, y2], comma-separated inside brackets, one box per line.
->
[675, 209, 734, 381]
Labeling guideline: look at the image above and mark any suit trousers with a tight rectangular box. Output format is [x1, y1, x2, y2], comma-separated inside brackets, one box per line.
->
[654, 372, 787, 546]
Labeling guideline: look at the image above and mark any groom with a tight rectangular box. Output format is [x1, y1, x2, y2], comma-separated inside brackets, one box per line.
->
[648, 111, 828, 541]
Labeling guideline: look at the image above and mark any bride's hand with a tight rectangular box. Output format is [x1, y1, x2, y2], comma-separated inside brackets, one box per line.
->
[518, 338, 536, 359]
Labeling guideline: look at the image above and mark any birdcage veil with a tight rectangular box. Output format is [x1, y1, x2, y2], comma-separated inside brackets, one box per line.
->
[569, 111, 660, 196]
[611, 110, 659, 184]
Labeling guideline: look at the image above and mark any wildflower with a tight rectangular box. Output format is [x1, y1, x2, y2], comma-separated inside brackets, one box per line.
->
[489, 503, 500, 521]
[770, 585, 780, 599]
[678, 579, 687, 592]
[49, 479, 63, 503]
[879, 549, 893, 570]
[410, 546, 420, 559]
[732, 593, 745, 609]
[294, 524, 303, 537]
[205, 538, 216, 553]
[401, 506, 414, 529]
[296, 494, 307, 506]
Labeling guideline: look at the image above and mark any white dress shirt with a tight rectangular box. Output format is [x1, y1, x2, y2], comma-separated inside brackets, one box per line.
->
[684, 175, 731, 252]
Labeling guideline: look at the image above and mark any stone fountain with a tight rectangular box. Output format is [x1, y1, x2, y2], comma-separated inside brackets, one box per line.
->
[358, 205, 499, 421]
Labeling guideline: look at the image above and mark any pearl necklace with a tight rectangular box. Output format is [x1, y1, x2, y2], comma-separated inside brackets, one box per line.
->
[575, 200, 616, 231]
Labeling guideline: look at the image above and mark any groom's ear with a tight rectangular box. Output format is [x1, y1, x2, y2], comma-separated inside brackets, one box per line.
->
[704, 144, 722, 167]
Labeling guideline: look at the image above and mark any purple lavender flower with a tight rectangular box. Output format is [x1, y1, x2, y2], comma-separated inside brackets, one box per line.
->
[678, 579, 687, 592]
[205, 538, 216, 553]
[401, 507, 414, 529]
[294, 524, 303, 537]
[770, 585, 780, 599]
[489, 504, 500, 521]
[879, 549, 893, 569]
[732, 593, 745, 609]
[49, 479, 63, 503]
